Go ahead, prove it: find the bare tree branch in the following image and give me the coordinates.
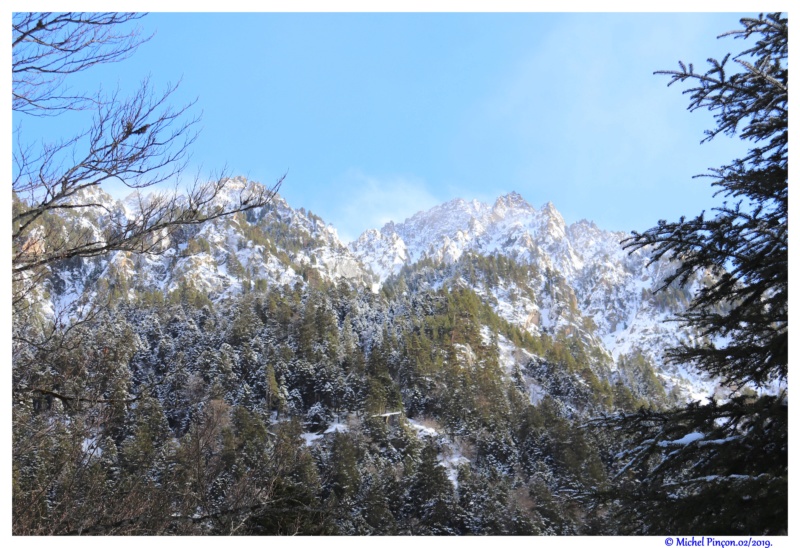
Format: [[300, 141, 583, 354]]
[[13, 12, 150, 115]]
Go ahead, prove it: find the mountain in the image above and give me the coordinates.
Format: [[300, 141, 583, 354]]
[[36, 178, 719, 405], [15, 176, 735, 535], [26, 177, 717, 408], [45, 177, 372, 310], [351, 191, 716, 401]]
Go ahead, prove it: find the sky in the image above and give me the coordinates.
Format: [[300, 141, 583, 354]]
[[12, 9, 762, 243]]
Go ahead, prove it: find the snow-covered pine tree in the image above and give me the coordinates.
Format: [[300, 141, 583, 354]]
[[595, 13, 787, 535]]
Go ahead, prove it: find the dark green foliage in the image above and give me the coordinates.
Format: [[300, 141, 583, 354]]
[[327, 432, 362, 500], [602, 13, 788, 535], [456, 467, 540, 535], [359, 468, 400, 534], [407, 441, 458, 534], [594, 396, 786, 535]]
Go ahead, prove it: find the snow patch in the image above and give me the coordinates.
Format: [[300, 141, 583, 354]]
[[300, 432, 323, 446], [324, 421, 349, 434], [658, 431, 705, 447]]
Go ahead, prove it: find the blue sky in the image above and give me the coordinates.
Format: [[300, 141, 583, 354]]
[[13, 11, 758, 242]]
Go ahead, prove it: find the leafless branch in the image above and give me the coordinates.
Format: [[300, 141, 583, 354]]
[[13, 12, 150, 115]]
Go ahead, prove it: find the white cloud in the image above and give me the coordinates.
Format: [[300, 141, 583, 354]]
[[332, 169, 440, 243]]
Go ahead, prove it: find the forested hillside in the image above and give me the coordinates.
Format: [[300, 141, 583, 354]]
[[9, 176, 740, 534]]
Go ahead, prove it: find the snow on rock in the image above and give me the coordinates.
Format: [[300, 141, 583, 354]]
[[351, 191, 725, 402], [439, 445, 470, 490]]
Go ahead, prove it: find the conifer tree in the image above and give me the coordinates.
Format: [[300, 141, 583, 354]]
[[408, 441, 457, 534], [597, 13, 787, 535]]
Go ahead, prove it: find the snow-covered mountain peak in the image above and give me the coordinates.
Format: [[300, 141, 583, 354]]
[[490, 191, 536, 220], [206, 176, 266, 211], [539, 200, 566, 228], [350, 192, 593, 282], [65, 184, 117, 210], [493, 190, 530, 209], [380, 220, 399, 237], [403, 196, 489, 236]]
